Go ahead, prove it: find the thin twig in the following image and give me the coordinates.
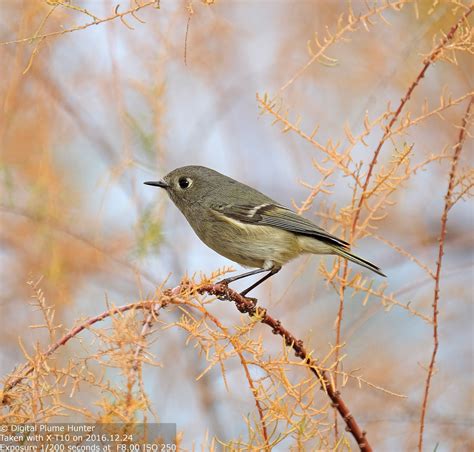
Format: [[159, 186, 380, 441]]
[[125, 307, 158, 414], [417, 96, 473, 451], [184, 2, 194, 66], [0, 1, 159, 46], [199, 283, 373, 452], [132, 309, 156, 373], [279, 2, 407, 92], [334, 7, 473, 437], [350, 5, 473, 237], [172, 295, 271, 449], [1, 299, 164, 400]]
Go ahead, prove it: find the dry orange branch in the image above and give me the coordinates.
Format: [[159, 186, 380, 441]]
[[417, 96, 473, 451]]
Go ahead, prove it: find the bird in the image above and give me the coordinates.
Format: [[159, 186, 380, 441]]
[[144, 165, 385, 297]]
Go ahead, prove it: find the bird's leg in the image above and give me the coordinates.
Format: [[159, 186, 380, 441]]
[[216, 267, 281, 305], [215, 268, 268, 302], [218, 268, 268, 286], [240, 267, 281, 298]]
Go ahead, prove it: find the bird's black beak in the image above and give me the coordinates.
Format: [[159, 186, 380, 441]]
[[144, 180, 169, 189]]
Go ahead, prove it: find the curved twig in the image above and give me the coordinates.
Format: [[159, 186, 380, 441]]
[[350, 5, 473, 237], [417, 96, 473, 451], [335, 6, 473, 436], [199, 283, 373, 452], [0, 1, 159, 46], [170, 294, 270, 449], [1, 300, 161, 400], [2, 280, 374, 450]]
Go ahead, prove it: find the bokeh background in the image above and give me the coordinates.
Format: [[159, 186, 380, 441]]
[[1, 1, 473, 450]]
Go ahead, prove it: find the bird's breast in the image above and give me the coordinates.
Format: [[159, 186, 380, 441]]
[[188, 209, 300, 269]]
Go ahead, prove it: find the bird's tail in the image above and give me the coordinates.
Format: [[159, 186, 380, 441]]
[[334, 247, 386, 277]]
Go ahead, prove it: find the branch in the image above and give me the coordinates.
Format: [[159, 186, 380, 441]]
[[0, 1, 160, 46], [171, 290, 271, 448], [335, 9, 473, 432], [199, 283, 373, 452], [3, 275, 376, 449], [350, 5, 473, 237], [2, 281, 271, 447], [1, 299, 164, 401], [279, 1, 407, 92], [418, 96, 473, 451]]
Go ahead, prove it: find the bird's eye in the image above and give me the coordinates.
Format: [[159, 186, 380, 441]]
[[178, 177, 192, 189]]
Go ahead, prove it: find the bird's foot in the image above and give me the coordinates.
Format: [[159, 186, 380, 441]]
[[239, 294, 259, 315], [240, 295, 258, 306], [216, 277, 230, 286], [212, 278, 228, 299]]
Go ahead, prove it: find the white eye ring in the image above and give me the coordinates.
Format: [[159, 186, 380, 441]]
[[178, 177, 193, 189]]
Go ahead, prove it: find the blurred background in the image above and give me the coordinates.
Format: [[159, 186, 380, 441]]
[[0, 0, 472, 450]]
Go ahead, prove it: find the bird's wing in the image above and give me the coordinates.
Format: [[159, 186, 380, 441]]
[[210, 202, 350, 248]]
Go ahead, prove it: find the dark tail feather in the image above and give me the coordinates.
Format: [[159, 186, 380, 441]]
[[334, 247, 386, 277]]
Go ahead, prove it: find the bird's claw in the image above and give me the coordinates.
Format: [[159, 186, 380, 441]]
[[241, 295, 258, 308], [217, 274, 235, 286]]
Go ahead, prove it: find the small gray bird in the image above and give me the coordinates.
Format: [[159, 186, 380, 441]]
[[144, 166, 385, 297]]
